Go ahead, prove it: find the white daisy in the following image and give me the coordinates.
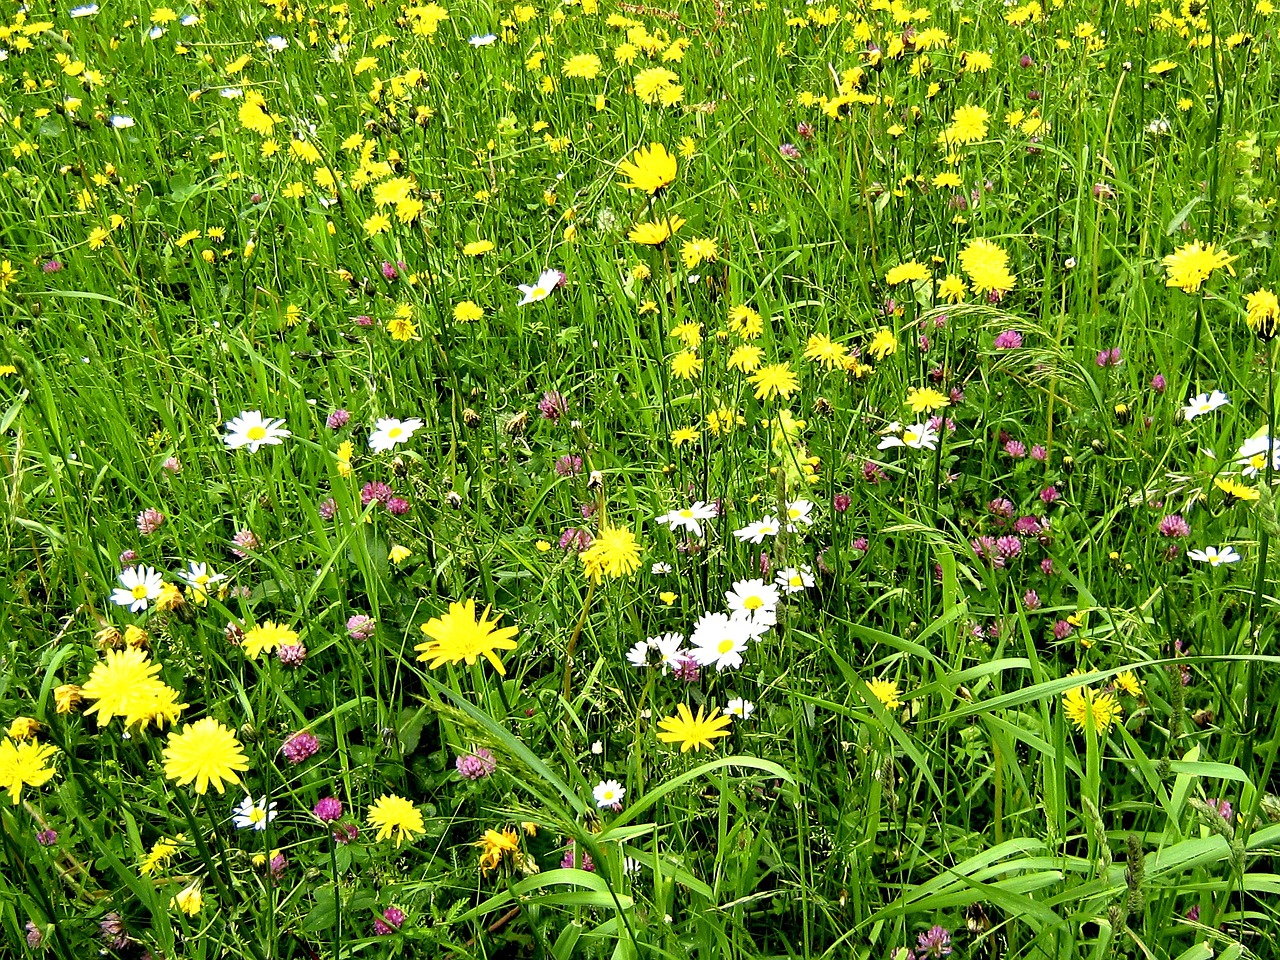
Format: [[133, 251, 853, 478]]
[[725, 698, 756, 720], [232, 795, 278, 831], [70, 3, 99, 15], [109, 115, 136, 128], [1237, 434, 1280, 477], [592, 779, 625, 809], [724, 578, 780, 625], [775, 564, 815, 594], [223, 411, 291, 453], [656, 500, 717, 537], [783, 499, 815, 531], [517, 269, 562, 306], [878, 422, 937, 451], [148, 25, 165, 38], [689, 613, 754, 672], [1183, 391, 1229, 421], [1187, 545, 1241, 566], [266, 35, 288, 52], [469, 33, 497, 46], [110, 565, 165, 612], [650, 561, 672, 575], [368, 417, 424, 453], [650, 633, 686, 673], [625, 639, 652, 667], [181, 561, 227, 596], [180, 13, 200, 25], [732, 515, 781, 544]]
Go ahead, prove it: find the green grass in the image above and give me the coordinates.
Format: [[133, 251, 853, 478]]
[[2, 0, 1280, 957]]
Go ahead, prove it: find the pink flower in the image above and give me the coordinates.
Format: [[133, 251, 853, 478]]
[[162, 456, 182, 473], [231, 529, 259, 558], [833, 493, 851, 513], [988, 498, 1015, 518], [1052, 619, 1074, 640], [319, 498, 337, 520], [1151, 374, 1167, 393], [137, 508, 164, 536], [1096, 347, 1122, 368], [1023, 589, 1041, 610], [346, 614, 376, 639], [456, 747, 497, 780], [326, 408, 351, 429], [1040, 486, 1060, 504], [373, 906, 405, 936], [282, 731, 319, 763], [314, 797, 343, 821], [277, 642, 307, 667], [554, 455, 583, 476], [361, 482, 394, 506], [1030, 444, 1048, 462], [1158, 514, 1190, 538], [993, 330, 1023, 350], [1004, 440, 1027, 458], [538, 391, 567, 421]]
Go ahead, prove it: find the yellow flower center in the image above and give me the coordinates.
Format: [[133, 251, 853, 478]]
[[904, 429, 921, 444], [717, 637, 736, 654], [132, 584, 150, 600], [388, 427, 403, 438], [246, 425, 267, 440], [743, 596, 763, 610]]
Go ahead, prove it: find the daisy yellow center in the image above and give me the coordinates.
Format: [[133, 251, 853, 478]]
[[532, 285, 547, 298], [905, 429, 921, 444], [249, 807, 266, 824], [788, 508, 801, 519], [602, 789, 615, 800], [717, 637, 736, 654], [246, 425, 267, 440], [195, 575, 209, 585], [789, 575, 802, 586], [132, 584, 150, 600], [743, 596, 763, 610], [679, 509, 693, 519]]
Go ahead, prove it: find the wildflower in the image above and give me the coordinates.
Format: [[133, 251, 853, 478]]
[[162, 717, 250, 795], [656, 703, 732, 752], [748, 363, 800, 401], [457, 747, 497, 780], [373, 907, 405, 936], [680, 237, 718, 269], [725, 698, 755, 720], [628, 216, 685, 246], [81, 648, 185, 731], [1159, 514, 1191, 538], [1237, 433, 1280, 477], [367, 794, 426, 846], [54, 684, 82, 714], [593, 779, 625, 809], [945, 104, 989, 143], [1096, 347, 1123, 368], [562, 841, 595, 871], [878, 423, 938, 451], [281, 731, 319, 763], [784, 498, 815, 530], [866, 678, 902, 710], [368, 416, 425, 453], [936, 274, 967, 303], [416, 599, 520, 674], [1183, 391, 1229, 421], [170, 882, 202, 916], [476, 828, 521, 873], [463, 239, 495, 256], [580, 527, 642, 582], [1162, 241, 1236, 294], [1188, 545, 1241, 566], [242, 621, 298, 660], [1245, 289, 1280, 340], [616, 142, 677, 194], [885, 261, 929, 285], [775, 565, 815, 594], [1214, 477, 1258, 503], [689, 612, 757, 671], [633, 66, 679, 103], [905, 387, 950, 415], [1114, 671, 1143, 697], [656, 501, 716, 537], [867, 328, 898, 360], [727, 305, 765, 339], [916, 924, 953, 957], [517, 268, 563, 305], [1004, 440, 1026, 458], [232, 795, 278, 831], [993, 329, 1023, 350], [447, 299, 483, 324], [223, 411, 290, 453], [386, 314, 418, 342], [538, 391, 567, 421], [960, 239, 1016, 295], [733, 516, 781, 543], [725, 578, 781, 623], [0, 738, 58, 805], [1063, 683, 1122, 735], [314, 797, 343, 821], [110, 565, 165, 612], [803, 333, 850, 370], [670, 426, 700, 446]]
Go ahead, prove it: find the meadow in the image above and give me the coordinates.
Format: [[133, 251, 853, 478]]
[[1, 0, 1279, 956]]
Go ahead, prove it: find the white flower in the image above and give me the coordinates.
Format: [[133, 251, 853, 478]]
[[266, 35, 288, 52], [733, 515, 781, 544], [1183, 391, 1229, 421], [590, 740, 603, 755], [181, 561, 227, 596], [629, 633, 684, 671], [517, 269, 562, 306], [656, 501, 717, 537], [223, 411, 291, 453], [109, 115, 135, 128], [232, 795, 278, 831], [1187, 545, 1241, 566], [368, 417, 424, 453], [775, 564, 815, 594], [180, 13, 199, 25], [148, 25, 165, 38], [469, 33, 497, 46], [878, 422, 937, 451], [592, 779, 625, 809], [724, 578, 780, 625], [783, 499, 814, 531], [220, 87, 242, 98], [626, 639, 651, 667], [110, 565, 165, 612], [725, 698, 755, 720], [1237, 433, 1280, 477], [650, 561, 672, 575], [70, 3, 99, 16], [689, 613, 754, 671]]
